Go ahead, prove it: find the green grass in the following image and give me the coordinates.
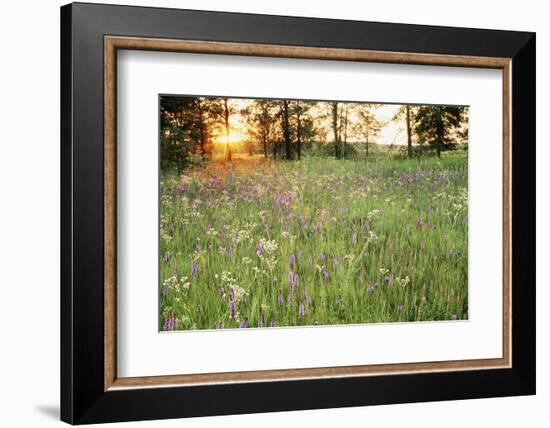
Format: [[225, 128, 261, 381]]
[[159, 152, 468, 330]]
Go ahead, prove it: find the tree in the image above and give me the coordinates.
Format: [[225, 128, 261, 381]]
[[392, 104, 417, 159], [353, 104, 383, 160], [242, 99, 278, 158], [290, 100, 317, 160], [281, 100, 292, 160], [160, 96, 202, 173], [331, 102, 341, 159], [221, 97, 238, 162], [194, 97, 224, 161], [414, 106, 467, 157]]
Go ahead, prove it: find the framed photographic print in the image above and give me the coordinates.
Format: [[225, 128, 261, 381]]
[[60, 2, 535, 424]]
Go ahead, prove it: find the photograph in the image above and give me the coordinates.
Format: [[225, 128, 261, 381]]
[[159, 95, 469, 331]]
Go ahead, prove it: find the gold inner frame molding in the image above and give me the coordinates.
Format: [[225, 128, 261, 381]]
[[104, 35, 512, 391]]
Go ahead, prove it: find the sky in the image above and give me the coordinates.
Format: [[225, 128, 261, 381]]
[[215, 98, 411, 146]]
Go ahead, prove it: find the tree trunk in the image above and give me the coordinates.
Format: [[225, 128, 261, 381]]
[[296, 101, 302, 161], [342, 106, 349, 160], [223, 98, 231, 162], [406, 104, 412, 159], [197, 100, 207, 161], [263, 135, 267, 158], [282, 101, 291, 160], [332, 102, 339, 159]]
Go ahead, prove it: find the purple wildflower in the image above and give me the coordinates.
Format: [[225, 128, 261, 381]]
[[335, 298, 342, 307], [163, 251, 173, 264], [229, 297, 236, 320], [289, 254, 296, 269], [298, 303, 306, 318], [217, 321, 224, 329], [162, 314, 177, 331], [317, 252, 326, 263], [288, 271, 294, 286], [293, 273, 299, 287], [270, 319, 276, 327], [256, 241, 264, 257], [451, 314, 458, 321], [239, 318, 249, 328], [218, 287, 226, 298], [277, 289, 284, 306], [322, 266, 329, 281], [385, 274, 393, 287]]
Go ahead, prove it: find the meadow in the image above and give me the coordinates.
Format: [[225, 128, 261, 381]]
[[159, 149, 468, 331]]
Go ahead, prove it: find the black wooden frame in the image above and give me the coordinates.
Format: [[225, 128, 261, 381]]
[[61, 2, 536, 424]]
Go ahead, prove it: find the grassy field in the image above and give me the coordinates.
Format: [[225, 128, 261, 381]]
[[159, 152, 468, 331]]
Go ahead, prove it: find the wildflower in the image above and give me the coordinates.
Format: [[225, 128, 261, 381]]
[[351, 233, 357, 246], [218, 287, 226, 298], [451, 314, 458, 321], [298, 303, 306, 318], [162, 314, 177, 331], [229, 297, 236, 320], [397, 276, 410, 287], [288, 271, 294, 287], [322, 266, 329, 281], [317, 252, 326, 263], [385, 274, 393, 287], [277, 289, 284, 306], [217, 321, 224, 329], [239, 318, 249, 328], [163, 251, 173, 264], [270, 319, 276, 327], [293, 273, 299, 287], [335, 298, 342, 307], [256, 241, 264, 257], [289, 254, 296, 269]]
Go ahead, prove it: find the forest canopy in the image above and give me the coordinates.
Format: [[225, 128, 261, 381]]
[[160, 95, 468, 172]]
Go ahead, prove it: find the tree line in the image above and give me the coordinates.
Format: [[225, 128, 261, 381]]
[[160, 96, 468, 172]]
